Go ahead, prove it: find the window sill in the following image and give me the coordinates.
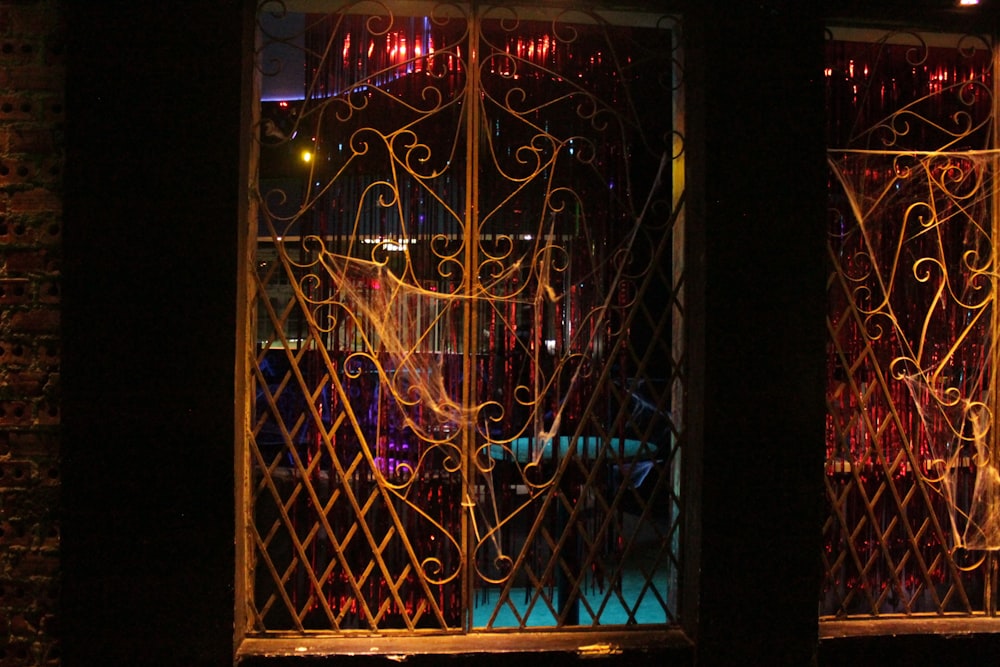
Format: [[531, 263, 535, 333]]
[[820, 616, 1000, 639], [236, 628, 692, 660]]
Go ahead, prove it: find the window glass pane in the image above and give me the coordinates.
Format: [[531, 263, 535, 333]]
[[824, 26, 997, 617], [244, 1, 683, 636]]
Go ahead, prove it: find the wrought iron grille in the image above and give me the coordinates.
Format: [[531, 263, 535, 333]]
[[823, 26, 1000, 618], [241, 0, 684, 637]]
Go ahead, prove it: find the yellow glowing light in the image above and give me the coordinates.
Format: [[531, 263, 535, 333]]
[[301, 150, 313, 163]]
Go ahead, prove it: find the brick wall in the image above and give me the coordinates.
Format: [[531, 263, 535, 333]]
[[0, 1, 62, 664]]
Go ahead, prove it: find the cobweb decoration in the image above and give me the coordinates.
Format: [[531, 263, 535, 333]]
[[828, 148, 1000, 551], [271, 143, 671, 461], [903, 374, 998, 551], [298, 244, 468, 438]]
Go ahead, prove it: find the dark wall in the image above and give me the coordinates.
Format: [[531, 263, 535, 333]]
[[62, 2, 244, 665], [686, 2, 827, 665], [0, 0, 63, 663]]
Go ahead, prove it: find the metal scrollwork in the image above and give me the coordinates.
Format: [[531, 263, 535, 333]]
[[824, 25, 1000, 619], [249, 0, 682, 635]]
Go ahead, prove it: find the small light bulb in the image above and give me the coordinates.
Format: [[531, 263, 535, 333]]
[[301, 150, 313, 163]]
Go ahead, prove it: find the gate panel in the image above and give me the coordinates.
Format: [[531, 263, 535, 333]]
[[246, 0, 682, 635], [824, 27, 999, 618]]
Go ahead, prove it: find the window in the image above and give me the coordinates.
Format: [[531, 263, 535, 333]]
[[237, 0, 685, 655], [823, 24, 1000, 622]]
